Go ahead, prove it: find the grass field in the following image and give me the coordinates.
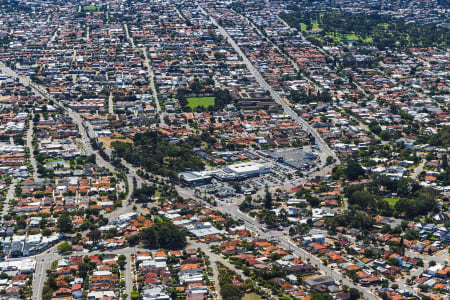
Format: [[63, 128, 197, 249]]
[[242, 293, 262, 300], [342, 33, 359, 40], [314, 32, 373, 44], [44, 158, 65, 163], [83, 6, 102, 11], [341, 33, 373, 43], [187, 97, 215, 109], [99, 136, 133, 149], [384, 197, 400, 208], [299, 19, 374, 44], [300, 21, 321, 31]]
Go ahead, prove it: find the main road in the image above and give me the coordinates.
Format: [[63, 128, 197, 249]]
[[177, 181, 379, 300], [1, 6, 344, 299], [197, 4, 339, 167]]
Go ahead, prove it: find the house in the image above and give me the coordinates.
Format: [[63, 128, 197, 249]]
[[427, 264, 444, 277], [287, 274, 298, 285], [87, 290, 115, 299], [142, 285, 170, 300], [304, 276, 335, 288]]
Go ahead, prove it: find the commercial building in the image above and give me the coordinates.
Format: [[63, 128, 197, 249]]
[[179, 171, 212, 187], [222, 162, 271, 179]]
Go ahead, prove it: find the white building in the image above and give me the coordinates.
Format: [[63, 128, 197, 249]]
[[223, 162, 270, 178]]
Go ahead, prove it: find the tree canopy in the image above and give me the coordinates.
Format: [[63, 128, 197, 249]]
[[57, 212, 73, 233], [112, 131, 204, 179], [130, 220, 186, 250], [281, 10, 449, 48], [345, 160, 365, 180], [418, 126, 450, 147]]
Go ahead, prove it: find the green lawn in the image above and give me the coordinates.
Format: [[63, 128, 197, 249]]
[[187, 97, 215, 109], [51, 260, 58, 270], [320, 32, 373, 44], [384, 197, 400, 208], [300, 21, 321, 31], [300, 20, 373, 44], [83, 6, 102, 11], [342, 33, 373, 42], [342, 33, 359, 40]]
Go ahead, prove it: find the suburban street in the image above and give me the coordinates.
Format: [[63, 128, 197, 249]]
[[3, 56, 443, 300], [197, 3, 340, 168], [176, 173, 381, 299], [26, 117, 38, 180], [142, 46, 165, 127], [2, 178, 17, 218], [29, 246, 140, 300], [124, 253, 133, 300], [0, 2, 448, 299]]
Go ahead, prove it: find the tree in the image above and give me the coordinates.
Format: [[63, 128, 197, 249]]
[[133, 185, 157, 203], [88, 230, 102, 244], [88, 154, 96, 164], [264, 187, 273, 209], [118, 254, 127, 270], [349, 190, 375, 209], [326, 156, 334, 165], [139, 221, 186, 250], [57, 242, 72, 254], [345, 160, 365, 180], [57, 213, 73, 233], [394, 188, 438, 218], [130, 291, 140, 300], [310, 293, 333, 300], [78, 262, 90, 278], [112, 131, 204, 179], [289, 226, 296, 236], [42, 228, 52, 237], [349, 288, 360, 300], [127, 234, 140, 246], [306, 195, 320, 207], [221, 284, 242, 300], [42, 285, 53, 300], [239, 196, 253, 212], [369, 121, 382, 135], [387, 257, 399, 266]]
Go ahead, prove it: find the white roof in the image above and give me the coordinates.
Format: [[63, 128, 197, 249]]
[[93, 270, 112, 276], [226, 162, 266, 174]]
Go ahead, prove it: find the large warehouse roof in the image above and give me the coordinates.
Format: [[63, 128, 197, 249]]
[[225, 162, 267, 175]]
